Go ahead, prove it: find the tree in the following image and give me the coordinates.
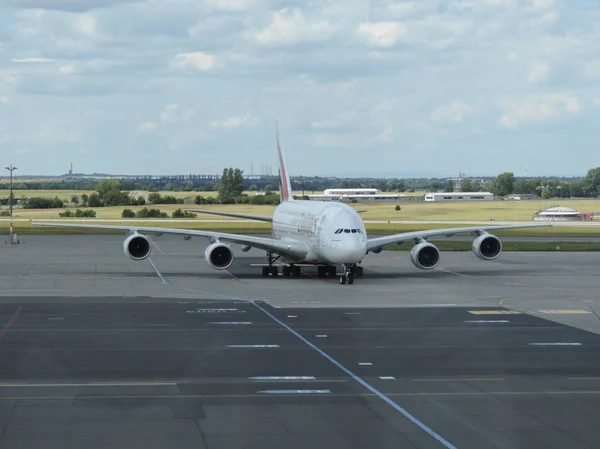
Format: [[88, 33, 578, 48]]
[[459, 178, 474, 192], [581, 167, 600, 197], [444, 180, 455, 192], [71, 195, 79, 205], [430, 181, 440, 192], [217, 167, 244, 203], [87, 192, 102, 207], [491, 172, 515, 197]]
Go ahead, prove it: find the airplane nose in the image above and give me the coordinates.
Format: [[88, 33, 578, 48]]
[[325, 240, 367, 264]]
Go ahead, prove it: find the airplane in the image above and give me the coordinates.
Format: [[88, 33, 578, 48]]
[[33, 124, 551, 285]]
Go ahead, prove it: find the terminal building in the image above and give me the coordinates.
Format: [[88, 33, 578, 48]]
[[424, 192, 494, 202], [307, 188, 406, 203]]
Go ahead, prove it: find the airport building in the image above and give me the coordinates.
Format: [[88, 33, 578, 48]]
[[424, 192, 494, 202], [307, 188, 406, 203], [533, 206, 589, 221]]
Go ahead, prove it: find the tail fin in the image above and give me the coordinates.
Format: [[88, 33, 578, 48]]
[[276, 121, 294, 202]]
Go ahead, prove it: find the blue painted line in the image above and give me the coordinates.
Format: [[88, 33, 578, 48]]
[[250, 301, 457, 449], [148, 258, 170, 285], [529, 342, 582, 346], [249, 376, 316, 380], [259, 389, 331, 394], [226, 345, 280, 348]]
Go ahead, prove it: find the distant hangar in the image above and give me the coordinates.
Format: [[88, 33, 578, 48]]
[[424, 192, 494, 202], [307, 188, 405, 203]]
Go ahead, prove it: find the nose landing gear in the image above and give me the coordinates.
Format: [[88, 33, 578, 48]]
[[340, 264, 362, 285]]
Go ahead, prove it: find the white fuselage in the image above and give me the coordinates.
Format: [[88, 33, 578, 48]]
[[271, 200, 368, 265]]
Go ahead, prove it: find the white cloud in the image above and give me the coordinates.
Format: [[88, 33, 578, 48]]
[[203, 0, 254, 12], [357, 21, 408, 47], [0, 96, 10, 105], [311, 111, 358, 130], [430, 101, 472, 124], [593, 97, 600, 106], [387, 1, 416, 16], [169, 52, 217, 72], [138, 122, 158, 133], [73, 14, 99, 38], [253, 9, 337, 45], [159, 104, 195, 123], [498, 93, 580, 128], [12, 57, 56, 63], [529, 0, 555, 10], [209, 114, 259, 129], [528, 61, 549, 83], [59, 65, 76, 74]]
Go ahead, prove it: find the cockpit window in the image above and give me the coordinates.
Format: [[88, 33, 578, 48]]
[[351, 229, 357, 233], [335, 229, 342, 234], [344, 229, 350, 233]]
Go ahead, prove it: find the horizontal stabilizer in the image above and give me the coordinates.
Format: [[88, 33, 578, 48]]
[[184, 209, 273, 223]]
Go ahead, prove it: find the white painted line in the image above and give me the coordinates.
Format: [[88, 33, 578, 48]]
[[197, 308, 238, 311], [529, 343, 582, 346], [48, 317, 63, 320], [421, 304, 457, 307], [249, 376, 316, 380], [465, 319, 509, 323], [379, 376, 395, 380], [0, 382, 178, 387], [259, 389, 331, 394], [287, 315, 297, 318], [358, 362, 373, 366], [345, 312, 361, 315], [316, 335, 327, 338], [226, 345, 280, 348], [209, 322, 252, 325]]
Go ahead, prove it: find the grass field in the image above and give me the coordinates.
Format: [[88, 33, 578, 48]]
[[0, 189, 221, 202], [4, 198, 599, 221]]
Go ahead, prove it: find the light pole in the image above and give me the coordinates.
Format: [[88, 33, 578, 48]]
[[5, 165, 17, 241]]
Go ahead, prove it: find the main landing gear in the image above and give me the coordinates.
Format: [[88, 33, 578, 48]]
[[261, 251, 280, 277], [339, 264, 363, 285]]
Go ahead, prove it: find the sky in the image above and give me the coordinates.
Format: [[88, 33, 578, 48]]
[[0, 0, 599, 178]]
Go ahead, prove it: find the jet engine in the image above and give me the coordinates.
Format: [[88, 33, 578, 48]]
[[205, 242, 234, 270], [410, 242, 440, 270], [472, 234, 502, 261], [123, 234, 151, 260]]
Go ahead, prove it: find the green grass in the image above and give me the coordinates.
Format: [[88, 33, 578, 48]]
[[384, 241, 600, 251], [5, 197, 600, 222]]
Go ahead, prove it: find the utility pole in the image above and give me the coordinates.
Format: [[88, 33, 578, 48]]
[[5, 164, 17, 242]]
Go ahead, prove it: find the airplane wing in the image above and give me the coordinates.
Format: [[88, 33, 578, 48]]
[[184, 209, 273, 223], [366, 223, 552, 253], [32, 222, 307, 259]]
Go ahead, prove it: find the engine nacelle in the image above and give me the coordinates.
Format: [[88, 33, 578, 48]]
[[123, 234, 151, 261], [410, 242, 440, 270], [204, 242, 234, 270], [472, 234, 502, 261]]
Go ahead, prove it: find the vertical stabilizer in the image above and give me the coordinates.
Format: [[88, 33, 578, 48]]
[[276, 121, 294, 202]]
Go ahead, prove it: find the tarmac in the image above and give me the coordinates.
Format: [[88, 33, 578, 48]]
[[1, 234, 600, 448]]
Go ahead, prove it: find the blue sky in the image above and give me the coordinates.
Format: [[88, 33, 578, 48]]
[[0, 0, 599, 178]]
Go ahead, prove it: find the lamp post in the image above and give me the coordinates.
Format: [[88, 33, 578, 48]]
[[5, 165, 17, 241]]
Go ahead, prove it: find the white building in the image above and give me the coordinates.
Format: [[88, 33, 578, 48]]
[[533, 206, 583, 221], [424, 192, 494, 202], [308, 188, 405, 203]]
